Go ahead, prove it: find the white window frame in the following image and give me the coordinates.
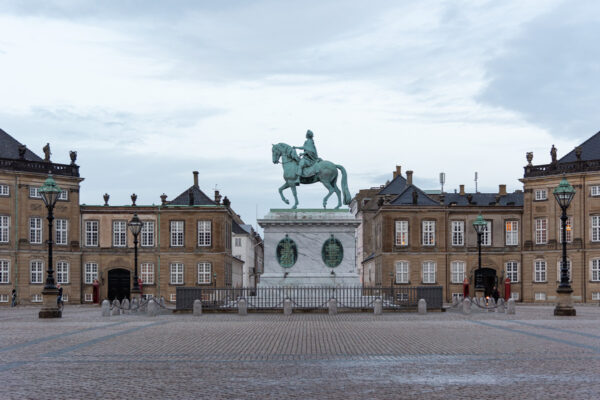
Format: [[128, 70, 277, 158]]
[[593, 216, 600, 242], [591, 259, 600, 282], [511, 292, 519, 301], [32, 294, 43, 303], [534, 259, 547, 283], [481, 221, 492, 246], [84, 293, 93, 302], [535, 218, 547, 244], [422, 261, 436, 284], [84, 262, 98, 284], [234, 237, 242, 247], [395, 220, 408, 247], [450, 261, 466, 283], [55, 219, 68, 245], [171, 221, 184, 247], [591, 185, 600, 197], [395, 261, 409, 284], [452, 293, 464, 302], [422, 221, 435, 246], [451, 221, 464, 246], [29, 187, 41, 198], [170, 263, 184, 284], [56, 261, 69, 284], [113, 220, 127, 247], [0, 259, 9, 283], [141, 221, 155, 247], [141, 263, 154, 284], [505, 261, 519, 283], [505, 221, 518, 246], [0, 294, 8, 303], [0, 184, 9, 196], [535, 292, 547, 301], [534, 189, 547, 201], [556, 259, 571, 282], [62, 294, 68, 302], [197, 262, 212, 284], [58, 190, 68, 201], [170, 293, 176, 302], [593, 292, 600, 301], [30, 260, 43, 284], [559, 217, 573, 243], [198, 220, 211, 247], [30, 217, 42, 244], [0, 215, 9, 243], [85, 220, 99, 247]]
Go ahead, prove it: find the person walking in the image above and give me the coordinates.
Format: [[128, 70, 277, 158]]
[[11, 289, 17, 307], [491, 286, 500, 303], [57, 284, 64, 309]]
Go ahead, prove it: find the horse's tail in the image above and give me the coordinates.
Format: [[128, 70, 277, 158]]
[[335, 164, 352, 205]]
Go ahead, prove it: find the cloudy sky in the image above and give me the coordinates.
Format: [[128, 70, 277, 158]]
[[1, 1, 599, 227]]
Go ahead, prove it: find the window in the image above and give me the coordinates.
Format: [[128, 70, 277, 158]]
[[56, 261, 69, 284], [62, 294, 69, 302], [141, 221, 155, 247], [395, 221, 408, 246], [0, 260, 9, 283], [29, 187, 41, 198], [591, 186, 600, 197], [534, 260, 547, 282], [505, 261, 519, 283], [84, 293, 93, 302], [450, 261, 465, 283], [535, 292, 546, 301], [591, 259, 600, 282], [481, 221, 492, 246], [84, 263, 98, 284], [0, 294, 7, 302], [534, 189, 547, 201], [58, 190, 68, 201], [234, 237, 242, 247], [592, 292, 600, 301], [422, 221, 435, 246], [559, 217, 573, 243], [198, 262, 211, 284], [141, 294, 153, 300], [32, 294, 42, 303], [141, 263, 154, 284], [29, 217, 42, 244], [0, 215, 9, 243], [169, 293, 176, 302], [535, 218, 547, 244], [422, 261, 436, 283], [511, 292, 519, 301], [452, 293, 464, 302], [395, 261, 409, 284], [197, 220, 211, 247], [396, 292, 409, 301], [171, 221, 184, 247], [170, 263, 184, 284], [593, 216, 600, 242], [85, 221, 99, 247], [113, 221, 127, 247], [55, 219, 68, 245], [556, 259, 571, 282], [451, 221, 464, 246], [505, 221, 518, 246], [0, 184, 8, 196], [30, 261, 43, 284]]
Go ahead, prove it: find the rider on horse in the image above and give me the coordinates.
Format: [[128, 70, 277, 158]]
[[293, 130, 318, 185]]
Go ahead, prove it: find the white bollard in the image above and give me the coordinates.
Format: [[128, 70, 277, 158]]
[[328, 298, 337, 315], [147, 299, 160, 317], [193, 299, 202, 316], [101, 300, 110, 317], [418, 298, 427, 315], [507, 298, 516, 315], [374, 298, 382, 315], [238, 298, 248, 316], [283, 298, 292, 315], [462, 297, 472, 315]]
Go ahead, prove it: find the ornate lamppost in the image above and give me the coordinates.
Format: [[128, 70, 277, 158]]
[[472, 213, 487, 299], [553, 177, 576, 316], [128, 213, 143, 300], [38, 175, 62, 318]]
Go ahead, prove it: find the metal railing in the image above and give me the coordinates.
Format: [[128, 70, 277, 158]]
[[0, 157, 80, 177]]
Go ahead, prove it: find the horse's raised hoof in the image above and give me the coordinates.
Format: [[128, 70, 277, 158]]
[[283, 199, 289, 204]]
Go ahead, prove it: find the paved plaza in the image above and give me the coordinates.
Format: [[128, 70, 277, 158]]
[[2, 305, 600, 399]]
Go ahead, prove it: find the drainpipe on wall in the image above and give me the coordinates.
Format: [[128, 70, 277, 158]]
[[157, 205, 161, 297], [13, 175, 19, 290]]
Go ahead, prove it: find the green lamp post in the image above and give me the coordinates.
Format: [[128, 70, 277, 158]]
[[128, 213, 143, 299], [553, 176, 576, 316], [38, 175, 63, 319], [472, 213, 487, 298]]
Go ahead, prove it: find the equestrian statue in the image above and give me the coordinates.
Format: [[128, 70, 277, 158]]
[[272, 130, 352, 209]]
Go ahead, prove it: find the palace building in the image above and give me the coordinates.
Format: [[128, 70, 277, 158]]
[[353, 130, 600, 303], [0, 128, 261, 306]]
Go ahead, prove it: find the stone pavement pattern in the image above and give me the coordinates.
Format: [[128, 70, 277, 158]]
[[1, 305, 600, 399]]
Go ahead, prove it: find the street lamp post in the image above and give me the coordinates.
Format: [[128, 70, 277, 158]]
[[472, 213, 487, 299], [128, 213, 143, 300], [553, 177, 576, 316], [38, 175, 62, 319]]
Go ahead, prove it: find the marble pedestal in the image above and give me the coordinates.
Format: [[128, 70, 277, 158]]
[[258, 209, 361, 287]]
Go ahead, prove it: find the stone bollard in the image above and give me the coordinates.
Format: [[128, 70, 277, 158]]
[[374, 298, 382, 315], [101, 300, 110, 317], [418, 298, 427, 315], [130, 297, 139, 313], [238, 298, 248, 316], [111, 299, 121, 316], [283, 298, 292, 315], [452, 296, 458, 307], [328, 298, 337, 315], [507, 298, 516, 315], [462, 297, 471, 315], [121, 298, 130, 314], [496, 298, 505, 313], [193, 299, 202, 316], [159, 296, 166, 308], [147, 299, 159, 317]]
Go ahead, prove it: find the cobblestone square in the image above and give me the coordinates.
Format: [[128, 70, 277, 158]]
[[2, 305, 600, 399]]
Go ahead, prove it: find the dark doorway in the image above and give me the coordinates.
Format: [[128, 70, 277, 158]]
[[107, 268, 130, 301], [474, 267, 497, 297]]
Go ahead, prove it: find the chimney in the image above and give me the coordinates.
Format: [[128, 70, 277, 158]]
[[499, 184, 507, 196], [459, 185, 465, 195], [406, 170, 413, 186], [193, 171, 199, 187], [393, 165, 401, 179]]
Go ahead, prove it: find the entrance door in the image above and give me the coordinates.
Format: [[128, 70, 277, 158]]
[[107, 268, 130, 301], [474, 267, 497, 297]]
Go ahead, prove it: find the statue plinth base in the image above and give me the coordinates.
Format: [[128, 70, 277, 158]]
[[554, 287, 576, 316], [39, 287, 62, 319], [258, 209, 360, 287]]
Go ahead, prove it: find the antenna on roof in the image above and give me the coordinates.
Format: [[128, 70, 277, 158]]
[[439, 172, 445, 193], [474, 172, 478, 193]]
